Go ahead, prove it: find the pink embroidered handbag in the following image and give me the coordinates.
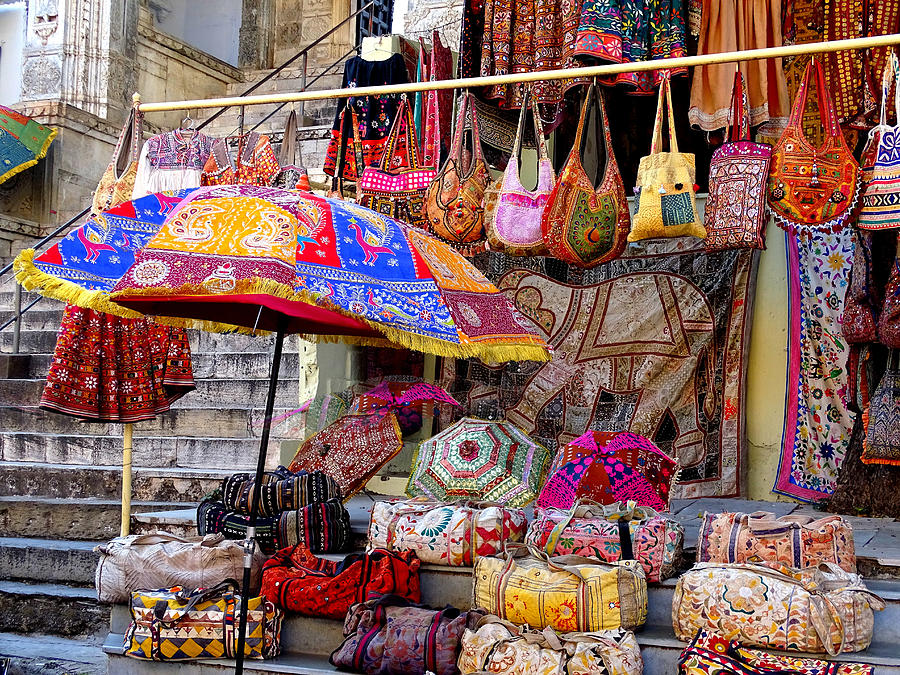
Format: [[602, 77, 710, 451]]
[[486, 87, 554, 255], [704, 73, 772, 251]]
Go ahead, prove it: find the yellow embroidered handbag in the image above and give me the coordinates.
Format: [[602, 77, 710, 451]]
[[629, 76, 705, 242], [92, 108, 142, 216], [473, 545, 647, 633], [766, 57, 860, 234]]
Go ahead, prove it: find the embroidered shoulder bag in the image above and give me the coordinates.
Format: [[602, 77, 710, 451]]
[[327, 104, 364, 201], [859, 53, 900, 230], [767, 58, 860, 234], [541, 83, 630, 265], [630, 75, 706, 242], [424, 92, 491, 252], [92, 107, 143, 216], [879, 237, 900, 347], [358, 96, 436, 228], [487, 86, 555, 255], [863, 350, 900, 465], [704, 73, 772, 251]]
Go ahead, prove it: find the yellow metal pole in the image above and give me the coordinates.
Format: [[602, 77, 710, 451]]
[[136, 34, 900, 113], [120, 422, 133, 537]]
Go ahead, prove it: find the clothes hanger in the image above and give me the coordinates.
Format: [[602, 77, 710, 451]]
[[178, 114, 196, 143]]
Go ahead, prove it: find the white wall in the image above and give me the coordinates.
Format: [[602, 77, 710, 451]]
[[0, 3, 25, 105], [146, 0, 242, 66]]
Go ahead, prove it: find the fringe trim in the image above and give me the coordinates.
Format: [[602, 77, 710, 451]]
[[860, 455, 900, 466], [0, 127, 58, 186], [17, 248, 550, 361]]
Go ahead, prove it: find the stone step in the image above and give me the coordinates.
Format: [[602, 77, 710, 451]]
[[0, 432, 284, 472], [0, 307, 63, 332], [0, 462, 229, 501], [0, 496, 187, 540], [0, 631, 106, 675], [0, 289, 45, 313], [0, 537, 98, 585], [2, 406, 304, 440], [0, 581, 108, 638], [0, 376, 307, 409]]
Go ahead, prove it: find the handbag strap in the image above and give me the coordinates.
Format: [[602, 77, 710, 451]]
[[453, 92, 485, 171], [727, 71, 750, 143], [788, 57, 841, 140], [650, 75, 679, 155], [154, 578, 240, 626], [279, 109, 304, 168], [380, 95, 421, 170], [333, 104, 363, 191], [511, 85, 549, 162]]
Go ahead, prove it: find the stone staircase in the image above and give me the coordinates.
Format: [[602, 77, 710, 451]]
[[0, 279, 317, 656], [96, 499, 900, 675]]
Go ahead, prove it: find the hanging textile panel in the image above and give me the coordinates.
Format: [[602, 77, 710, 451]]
[[775, 230, 856, 502], [439, 240, 757, 499]]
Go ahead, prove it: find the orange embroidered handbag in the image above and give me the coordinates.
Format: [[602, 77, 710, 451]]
[[92, 108, 142, 216], [423, 92, 491, 253], [541, 83, 630, 267], [327, 105, 364, 201], [767, 58, 860, 234]]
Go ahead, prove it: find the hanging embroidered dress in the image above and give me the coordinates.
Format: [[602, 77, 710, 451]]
[[323, 54, 411, 181], [573, 0, 688, 94], [41, 305, 195, 422], [688, 0, 789, 130], [200, 132, 280, 186], [132, 129, 215, 198]]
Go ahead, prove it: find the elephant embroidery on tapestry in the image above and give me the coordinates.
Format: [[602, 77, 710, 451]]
[[439, 242, 757, 499]]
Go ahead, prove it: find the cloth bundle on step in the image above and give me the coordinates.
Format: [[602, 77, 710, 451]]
[[220, 466, 343, 517], [330, 595, 482, 675], [197, 496, 351, 554]]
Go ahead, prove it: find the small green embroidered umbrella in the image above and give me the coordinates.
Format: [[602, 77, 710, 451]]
[[0, 105, 57, 185], [406, 417, 551, 507]]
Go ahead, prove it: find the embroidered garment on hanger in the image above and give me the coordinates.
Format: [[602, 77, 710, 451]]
[[132, 129, 215, 198], [200, 131, 280, 186]]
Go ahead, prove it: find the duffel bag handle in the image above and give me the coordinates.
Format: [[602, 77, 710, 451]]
[[155, 579, 241, 626]]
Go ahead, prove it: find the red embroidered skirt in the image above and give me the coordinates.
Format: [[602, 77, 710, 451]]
[[40, 305, 195, 422]]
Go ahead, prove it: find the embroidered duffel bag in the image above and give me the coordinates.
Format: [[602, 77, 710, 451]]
[[261, 546, 421, 619], [696, 511, 856, 572], [197, 496, 351, 554], [473, 545, 647, 633], [458, 615, 643, 675], [367, 498, 527, 566], [95, 532, 265, 603], [672, 562, 884, 654], [124, 580, 282, 661], [330, 595, 482, 675], [525, 500, 684, 582], [221, 465, 343, 517]]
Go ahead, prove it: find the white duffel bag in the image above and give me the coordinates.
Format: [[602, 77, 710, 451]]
[[95, 532, 263, 603]]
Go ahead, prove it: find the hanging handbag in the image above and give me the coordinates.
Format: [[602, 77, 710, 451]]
[[679, 629, 876, 675], [863, 350, 900, 465], [367, 498, 527, 566], [704, 73, 772, 251], [672, 562, 885, 655], [878, 236, 900, 347], [487, 86, 555, 256], [767, 58, 860, 234], [423, 92, 491, 252], [459, 616, 644, 675], [261, 546, 421, 619], [94, 532, 265, 604], [220, 466, 342, 518], [358, 95, 436, 228], [92, 107, 142, 215], [843, 229, 880, 344], [124, 580, 282, 661], [473, 544, 647, 633], [525, 500, 684, 582], [328, 104, 364, 200], [859, 53, 900, 231], [330, 595, 482, 675], [630, 75, 706, 242], [696, 511, 856, 572], [542, 83, 630, 265], [273, 109, 311, 191]]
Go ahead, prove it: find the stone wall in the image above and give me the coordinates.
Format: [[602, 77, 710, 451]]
[[273, 0, 355, 68]]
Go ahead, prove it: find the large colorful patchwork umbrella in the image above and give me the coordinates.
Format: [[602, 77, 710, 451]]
[[537, 431, 678, 512], [288, 412, 403, 498], [406, 417, 550, 506], [0, 105, 57, 185]]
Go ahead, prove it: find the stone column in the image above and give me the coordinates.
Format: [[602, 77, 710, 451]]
[[239, 0, 274, 69]]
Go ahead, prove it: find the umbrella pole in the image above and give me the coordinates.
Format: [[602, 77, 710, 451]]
[[120, 423, 133, 537], [235, 325, 286, 675]]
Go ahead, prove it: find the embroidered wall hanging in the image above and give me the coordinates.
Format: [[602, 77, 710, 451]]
[[439, 239, 757, 499]]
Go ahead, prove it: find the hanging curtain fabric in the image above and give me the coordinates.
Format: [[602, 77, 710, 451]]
[[459, 0, 486, 79], [688, 0, 789, 131], [423, 31, 453, 168], [413, 38, 428, 147]]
